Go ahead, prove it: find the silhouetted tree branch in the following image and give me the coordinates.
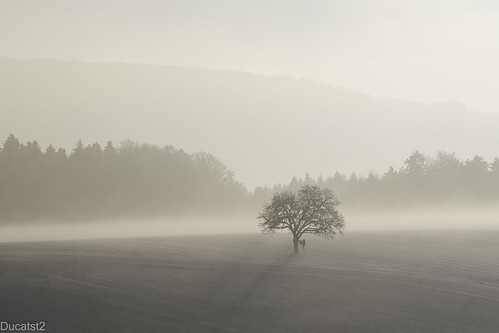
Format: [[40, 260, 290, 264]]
[[258, 185, 345, 254]]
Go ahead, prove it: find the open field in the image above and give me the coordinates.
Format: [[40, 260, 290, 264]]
[[1, 231, 499, 332]]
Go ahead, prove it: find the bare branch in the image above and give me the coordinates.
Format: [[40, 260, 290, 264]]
[[257, 185, 345, 248]]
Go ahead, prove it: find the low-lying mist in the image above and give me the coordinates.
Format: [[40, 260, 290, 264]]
[[0, 217, 257, 243], [2, 205, 499, 243], [345, 206, 499, 231]]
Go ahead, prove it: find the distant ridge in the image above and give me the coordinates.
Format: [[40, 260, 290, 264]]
[[1, 57, 497, 188]]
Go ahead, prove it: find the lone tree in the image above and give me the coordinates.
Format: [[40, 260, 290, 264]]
[[258, 185, 345, 254]]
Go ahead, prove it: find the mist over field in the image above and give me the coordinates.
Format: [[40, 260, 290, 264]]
[[3, 1, 499, 332], [2, 209, 499, 243]]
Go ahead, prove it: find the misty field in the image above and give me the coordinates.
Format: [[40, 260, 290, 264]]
[[1, 231, 499, 332]]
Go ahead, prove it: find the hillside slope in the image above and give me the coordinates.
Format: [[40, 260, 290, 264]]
[[2, 58, 498, 188]]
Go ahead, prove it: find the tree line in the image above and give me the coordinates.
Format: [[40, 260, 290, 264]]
[[2, 135, 499, 222], [255, 150, 499, 210], [0, 134, 248, 222]]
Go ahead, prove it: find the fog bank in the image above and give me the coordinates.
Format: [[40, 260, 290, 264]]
[[0, 218, 257, 243], [2, 206, 499, 243]]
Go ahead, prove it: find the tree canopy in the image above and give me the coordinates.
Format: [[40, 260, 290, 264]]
[[258, 185, 345, 254], [254, 150, 499, 210], [0, 134, 248, 222]]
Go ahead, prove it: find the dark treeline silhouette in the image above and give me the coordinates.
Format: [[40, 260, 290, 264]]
[[0, 135, 247, 222], [254, 150, 499, 211], [2, 135, 499, 223]]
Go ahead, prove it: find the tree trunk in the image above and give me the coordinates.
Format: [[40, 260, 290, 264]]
[[293, 238, 299, 255]]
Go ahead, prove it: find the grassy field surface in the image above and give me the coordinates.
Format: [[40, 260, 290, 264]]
[[1, 230, 499, 332]]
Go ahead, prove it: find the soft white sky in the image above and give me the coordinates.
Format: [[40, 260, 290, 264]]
[[1, 0, 499, 112]]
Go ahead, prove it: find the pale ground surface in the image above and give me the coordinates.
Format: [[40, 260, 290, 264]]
[[1, 231, 499, 332]]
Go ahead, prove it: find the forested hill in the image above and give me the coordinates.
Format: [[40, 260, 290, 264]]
[[0, 135, 248, 222], [257, 151, 499, 211], [2, 58, 499, 189], [2, 135, 499, 223]]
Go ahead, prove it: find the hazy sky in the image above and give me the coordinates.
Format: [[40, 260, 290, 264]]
[[1, 0, 499, 113]]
